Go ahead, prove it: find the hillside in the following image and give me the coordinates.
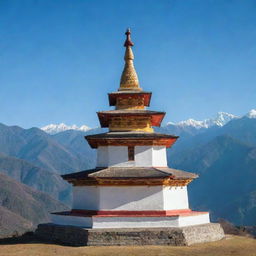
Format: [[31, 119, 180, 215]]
[[0, 173, 68, 238], [52, 129, 96, 169], [0, 153, 71, 204], [170, 135, 256, 225], [0, 206, 33, 238]]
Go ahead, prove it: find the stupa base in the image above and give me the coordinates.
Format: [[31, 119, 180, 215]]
[[35, 223, 224, 246], [50, 209, 210, 228]]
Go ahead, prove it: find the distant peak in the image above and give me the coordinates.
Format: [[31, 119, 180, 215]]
[[246, 109, 256, 119], [212, 112, 238, 127], [166, 112, 238, 129], [41, 123, 91, 135]]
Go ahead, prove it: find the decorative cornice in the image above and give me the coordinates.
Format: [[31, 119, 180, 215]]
[[86, 136, 177, 149], [66, 177, 193, 187]]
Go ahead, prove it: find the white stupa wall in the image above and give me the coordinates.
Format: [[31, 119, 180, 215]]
[[96, 146, 167, 167], [163, 186, 189, 210], [152, 146, 168, 167], [72, 185, 189, 211]]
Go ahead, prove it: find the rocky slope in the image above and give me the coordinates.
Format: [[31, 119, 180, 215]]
[[0, 153, 71, 204], [0, 173, 68, 238]]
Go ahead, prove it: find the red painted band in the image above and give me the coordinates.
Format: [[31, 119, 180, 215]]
[[52, 209, 209, 218]]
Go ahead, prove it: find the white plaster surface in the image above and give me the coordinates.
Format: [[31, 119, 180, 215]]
[[163, 186, 189, 210], [97, 146, 108, 167], [92, 213, 210, 229], [98, 186, 163, 210], [92, 216, 179, 229], [96, 146, 167, 167], [134, 146, 152, 167], [97, 146, 133, 167], [51, 213, 210, 229], [179, 213, 210, 227], [72, 186, 189, 211], [152, 146, 167, 167]]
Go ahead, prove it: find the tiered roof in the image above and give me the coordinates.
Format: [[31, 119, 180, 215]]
[[62, 167, 197, 186], [86, 132, 178, 148]]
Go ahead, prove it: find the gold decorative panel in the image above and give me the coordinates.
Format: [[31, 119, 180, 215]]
[[116, 96, 145, 110], [109, 116, 153, 132]]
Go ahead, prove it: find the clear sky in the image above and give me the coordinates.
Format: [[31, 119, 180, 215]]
[[0, 0, 255, 128]]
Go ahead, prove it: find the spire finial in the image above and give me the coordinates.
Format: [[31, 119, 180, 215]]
[[119, 29, 142, 91], [124, 28, 134, 47]]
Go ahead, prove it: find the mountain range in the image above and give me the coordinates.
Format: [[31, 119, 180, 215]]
[[0, 109, 255, 237], [166, 111, 238, 129], [0, 123, 95, 175], [41, 123, 91, 135]]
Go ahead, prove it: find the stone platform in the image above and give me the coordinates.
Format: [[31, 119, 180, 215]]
[[35, 223, 224, 246]]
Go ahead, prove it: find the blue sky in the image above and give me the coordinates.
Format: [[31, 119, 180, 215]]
[[0, 0, 255, 128]]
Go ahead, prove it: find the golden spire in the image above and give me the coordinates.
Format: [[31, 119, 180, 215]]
[[119, 29, 142, 91]]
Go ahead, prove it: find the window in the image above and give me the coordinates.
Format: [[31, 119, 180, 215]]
[[128, 146, 135, 161]]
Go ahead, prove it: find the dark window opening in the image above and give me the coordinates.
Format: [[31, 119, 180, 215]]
[[128, 146, 135, 161]]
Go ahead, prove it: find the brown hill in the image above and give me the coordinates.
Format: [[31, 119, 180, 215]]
[[0, 173, 68, 238], [0, 206, 32, 238], [0, 152, 71, 205]]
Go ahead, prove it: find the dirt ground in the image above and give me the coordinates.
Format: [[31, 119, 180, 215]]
[[0, 235, 255, 256]]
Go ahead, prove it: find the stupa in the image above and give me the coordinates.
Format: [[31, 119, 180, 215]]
[[36, 29, 224, 246]]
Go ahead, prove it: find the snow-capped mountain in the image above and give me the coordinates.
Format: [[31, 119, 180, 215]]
[[166, 112, 238, 129], [41, 123, 91, 135], [246, 109, 256, 119], [41, 109, 255, 134]]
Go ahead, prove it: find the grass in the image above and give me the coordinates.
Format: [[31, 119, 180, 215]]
[[0, 235, 255, 256]]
